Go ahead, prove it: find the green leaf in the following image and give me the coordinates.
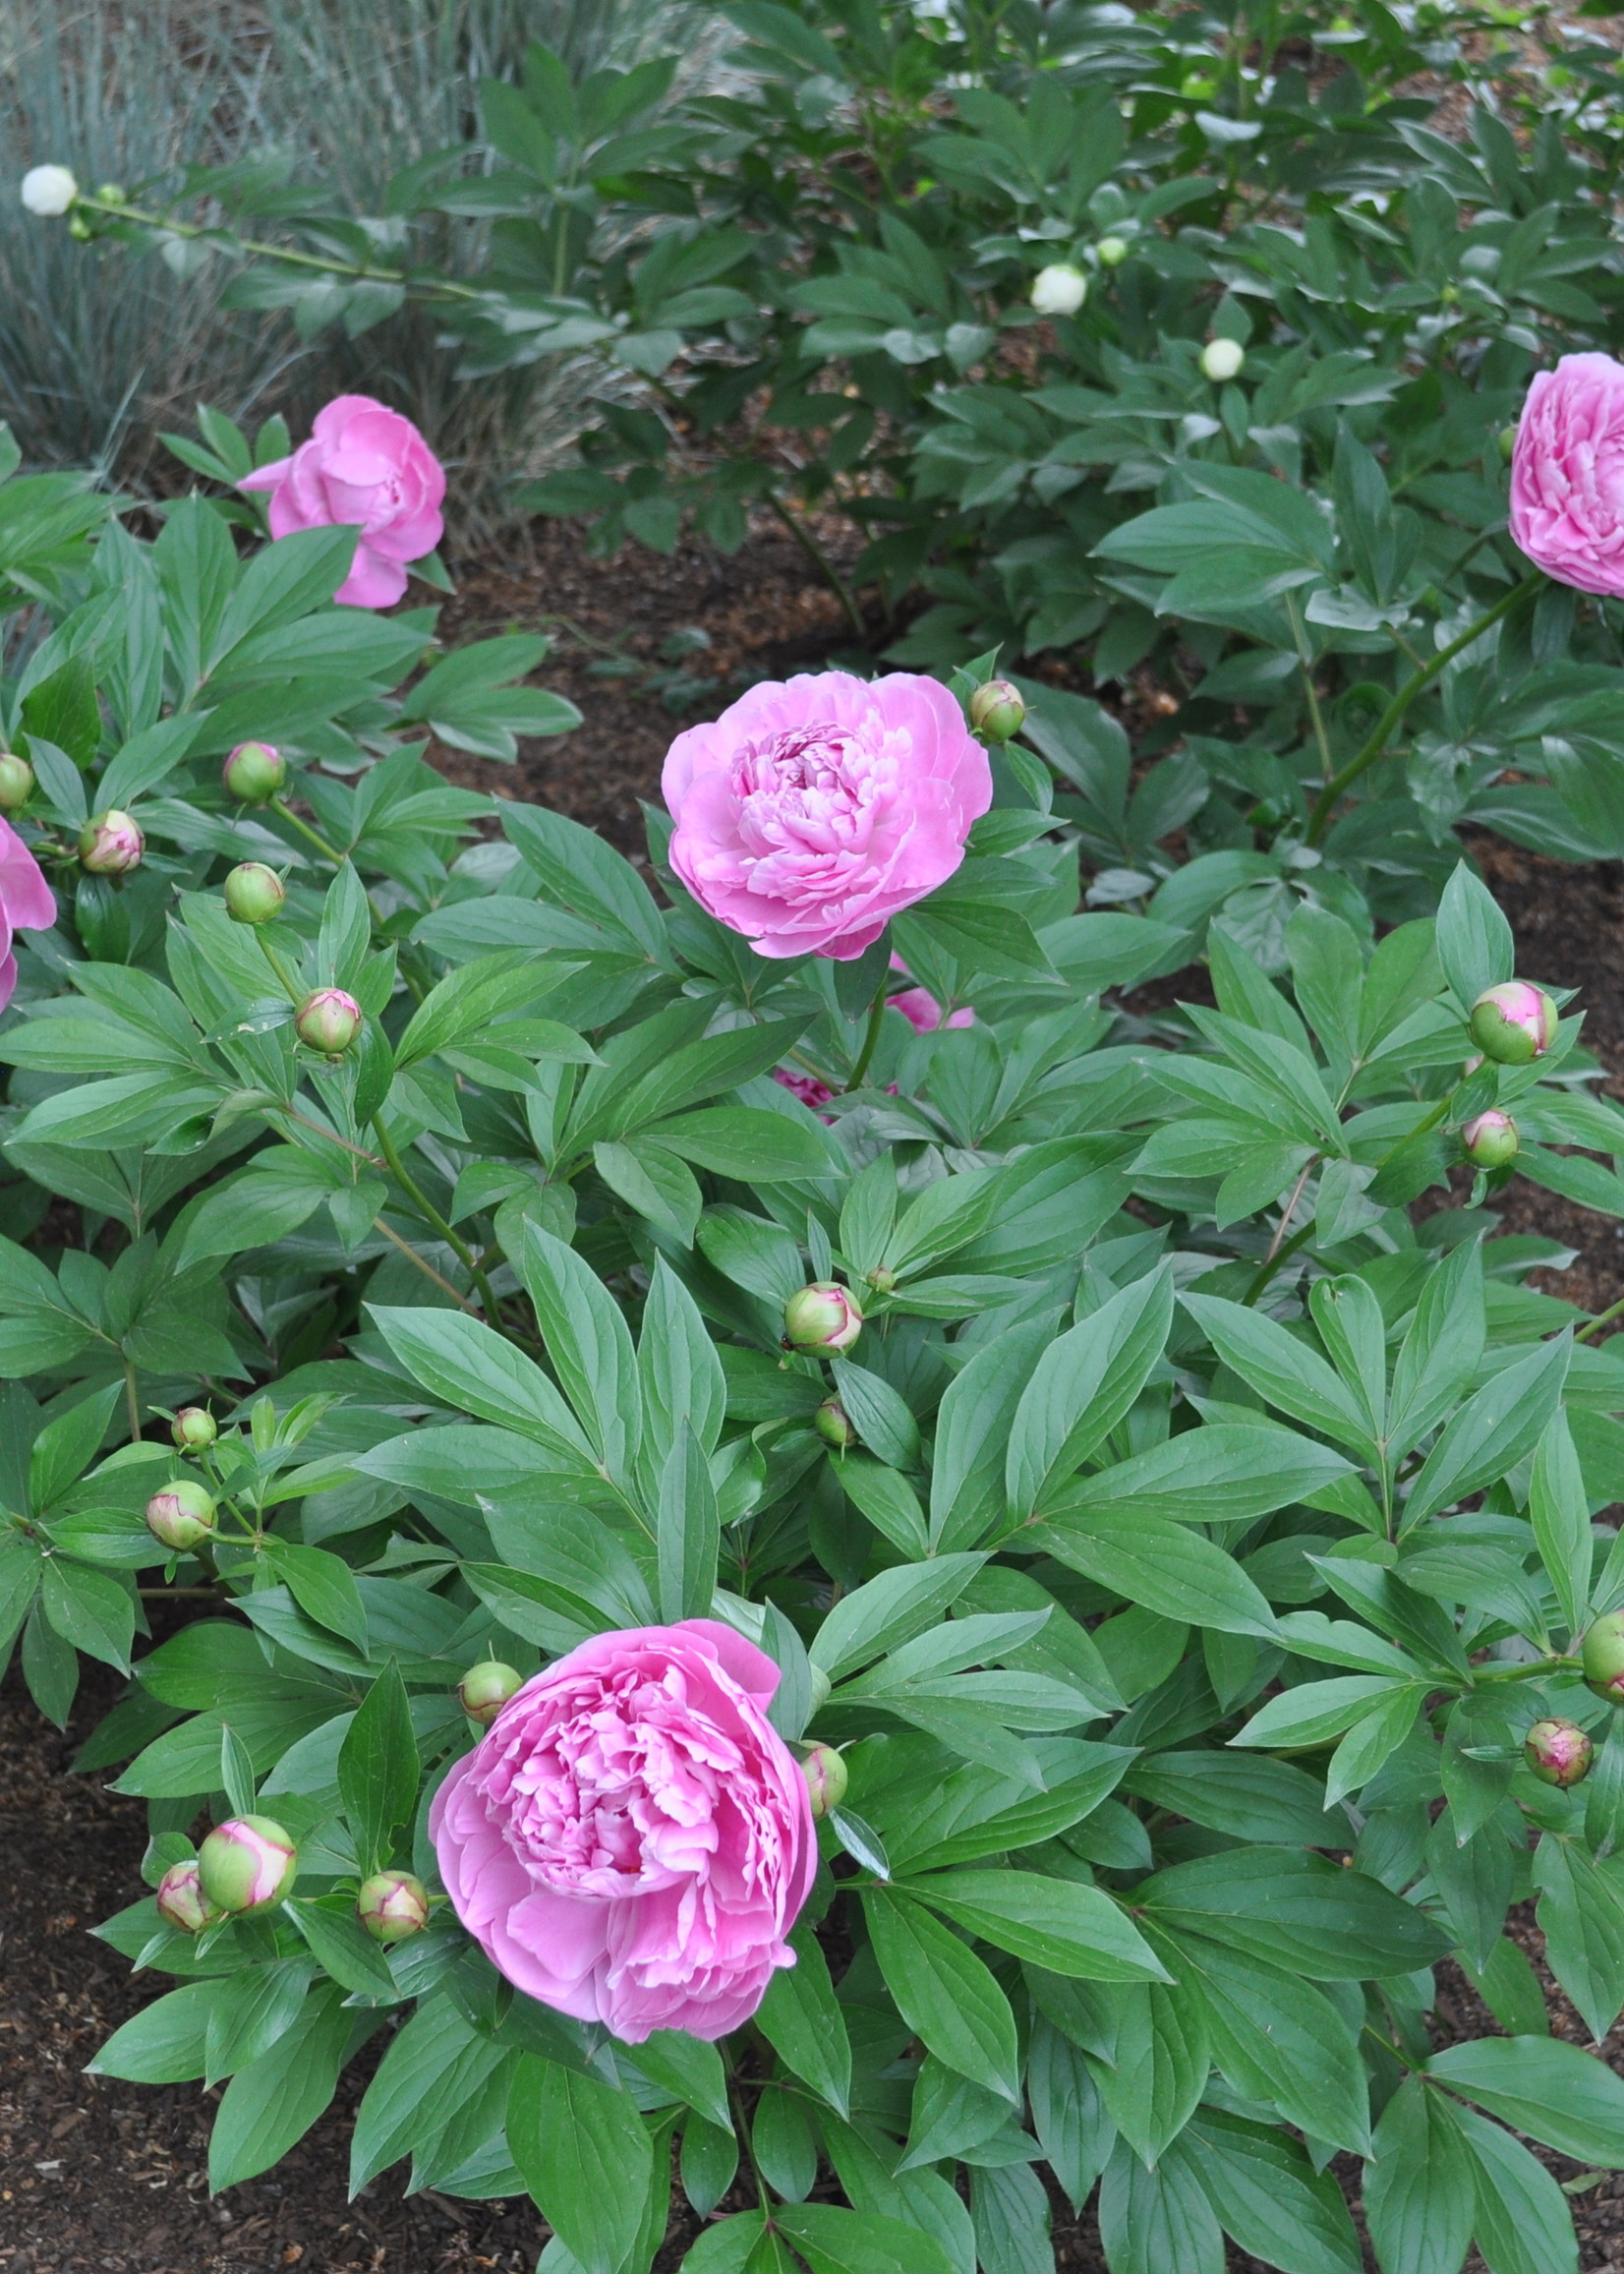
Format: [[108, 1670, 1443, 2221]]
[[203, 1956, 318, 2085], [368, 1304, 595, 1469], [87, 1979, 220, 2081], [775, 2204, 957, 2274], [1173, 1935, 1370, 2155], [1041, 1421, 1354, 1531], [1363, 2074, 1474, 2274], [508, 2055, 654, 2274], [812, 1554, 985, 1680], [1124, 1752, 1336, 1846], [862, 1889, 1019, 2102], [338, 1661, 420, 1878], [1138, 1848, 1449, 1977], [1089, 1978, 1209, 2168], [755, 1924, 851, 2115], [904, 1868, 1168, 1982], [629, 2030, 731, 2132], [1533, 1835, 1624, 2042], [349, 1994, 506, 2191], [658, 1422, 720, 1622], [1531, 1410, 1592, 1640], [207, 1982, 355, 2190], [1029, 1506, 1278, 1640], [1404, 1335, 1570, 1531], [1096, 2136, 1224, 2274], [1452, 2102, 1579, 2274], [930, 1317, 1054, 1553], [1426, 2032, 1624, 2164], [647, 1105, 830, 1181], [261, 1537, 370, 1653], [1434, 860, 1514, 1011], [1180, 1294, 1376, 1456], [40, 1556, 133, 1672], [286, 1895, 401, 2000], [1184, 2108, 1363, 2274], [513, 1223, 640, 1481], [1006, 1266, 1174, 1518]]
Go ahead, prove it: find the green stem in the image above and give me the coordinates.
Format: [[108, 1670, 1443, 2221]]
[[270, 796, 348, 868], [1305, 575, 1540, 846], [124, 1359, 142, 1444], [1473, 1654, 1580, 1684], [76, 191, 479, 302], [1286, 593, 1334, 783], [1242, 1218, 1315, 1307], [1578, 1294, 1624, 1345], [764, 494, 866, 639], [256, 931, 305, 1006], [373, 1214, 484, 1317], [841, 977, 892, 1095], [372, 1116, 502, 1326]]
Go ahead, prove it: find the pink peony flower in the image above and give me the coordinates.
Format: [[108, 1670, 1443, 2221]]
[[239, 394, 445, 610], [0, 820, 55, 1012], [773, 1065, 835, 1110], [430, 1620, 816, 2043], [887, 952, 973, 1034], [1510, 353, 1624, 596], [662, 672, 992, 961]]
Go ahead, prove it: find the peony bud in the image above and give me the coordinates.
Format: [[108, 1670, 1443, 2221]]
[[1096, 235, 1130, 266], [295, 987, 363, 1056], [1583, 1609, 1624, 1705], [1524, 1718, 1594, 1788], [21, 165, 78, 218], [154, 1859, 222, 1935], [96, 183, 126, 204], [1200, 338, 1246, 383], [807, 1664, 833, 1714], [222, 740, 286, 804], [1030, 263, 1087, 318], [198, 1816, 297, 1913], [457, 1660, 523, 1725], [1462, 1109, 1518, 1170], [967, 679, 1026, 744], [783, 1281, 863, 1356], [145, 1479, 216, 1552], [357, 1869, 431, 1944], [171, 1407, 217, 1452], [814, 1397, 857, 1450], [1468, 981, 1557, 1066], [0, 752, 34, 811], [1499, 425, 1518, 463], [79, 809, 143, 876], [224, 862, 286, 926], [801, 1744, 848, 1821]]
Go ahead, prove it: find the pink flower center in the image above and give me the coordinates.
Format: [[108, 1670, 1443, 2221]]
[[730, 723, 887, 864]]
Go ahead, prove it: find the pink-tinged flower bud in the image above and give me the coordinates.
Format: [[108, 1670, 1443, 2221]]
[[154, 1859, 222, 1935], [800, 1744, 848, 1821], [1524, 1718, 1594, 1787], [814, 1397, 857, 1450], [171, 1407, 217, 1452], [221, 740, 286, 804], [457, 1661, 523, 1725], [0, 752, 34, 811], [1583, 1609, 1624, 1705], [967, 679, 1025, 744], [198, 1816, 297, 1913], [357, 1869, 431, 1943], [145, 1479, 216, 1551], [294, 987, 362, 1056], [224, 861, 286, 926], [1468, 981, 1557, 1066], [1462, 1110, 1518, 1170], [783, 1281, 863, 1356], [78, 809, 143, 876]]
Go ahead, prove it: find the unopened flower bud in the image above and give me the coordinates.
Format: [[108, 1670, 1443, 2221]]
[[1200, 338, 1246, 383], [198, 1816, 297, 1913], [783, 1281, 863, 1356], [1469, 980, 1557, 1066], [222, 740, 286, 804], [21, 165, 78, 218], [814, 1397, 857, 1450], [968, 679, 1026, 744], [807, 1665, 832, 1714], [1462, 1109, 1518, 1170], [1499, 425, 1518, 463], [801, 1744, 848, 1820], [295, 987, 362, 1056], [145, 1479, 216, 1551], [79, 809, 143, 875], [68, 214, 92, 241], [1524, 1718, 1594, 1787], [1096, 235, 1130, 266], [357, 1869, 431, 1943], [0, 753, 34, 811], [866, 1264, 897, 1295], [96, 183, 126, 204], [154, 1859, 222, 1935], [1584, 1609, 1624, 1705], [1030, 262, 1087, 318], [224, 862, 286, 926], [457, 1660, 523, 1725], [171, 1407, 217, 1452]]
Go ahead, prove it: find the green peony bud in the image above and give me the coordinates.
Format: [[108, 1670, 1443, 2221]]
[[801, 1744, 848, 1820], [457, 1660, 524, 1724], [1096, 235, 1130, 266], [783, 1281, 863, 1356], [0, 752, 34, 811], [171, 1407, 217, 1452], [1584, 1609, 1624, 1705], [1524, 1718, 1594, 1787], [1200, 338, 1246, 383], [967, 679, 1026, 744], [814, 1397, 857, 1450], [154, 1859, 223, 1935], [145, 1479, 216, 1552], [1462, 1110, 1518, 1170], [79, 809, 143, 875], [357, 1869, 431, 1943], [224, 862, 286, 926], [1468, 981, 1557, 1066], [807, 1664, 833, 1714], [221, 740, 286, 804], [1499, 425, 1518, 463], [198, 1816, 298, 1913], [295, 987, 363, 1056]]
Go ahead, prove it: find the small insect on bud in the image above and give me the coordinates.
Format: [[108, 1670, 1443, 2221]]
[[223, 862, 286, 926], [801, 1744, 849, 1821], [1468, 981, 1558, 1066], [221, 740, 286, 804], [457, 1661, 523, 1725], [783, 1281, 863, 1356], [21, 165, 78, 218], [154, 1859, 222, 1935], [1524, 1719, 1594, 1788], [198, 1816, 298, 1913], [1462, 1110, 1518, 1170], [1096, 235, 1130, 266], [294, 987, 363, 1056], [1200, 338, 1246, 383], [145, 1479, 216, 1552], [967, 679, 1026, 744], [814, 1397, 857, 1451], [171, 1406, 217, 1453], [357, 1869, 431, 1944], [0, 753, 34, 811], [1030, 262, 1087, 318], [1583, 1609, 1624, 1706], [78, 809, 143, 875]]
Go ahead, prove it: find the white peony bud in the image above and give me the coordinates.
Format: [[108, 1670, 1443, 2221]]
[[1200, 338, 1246, 382], [21, 166, 78, 218], [1030, 263, 1088, 318]]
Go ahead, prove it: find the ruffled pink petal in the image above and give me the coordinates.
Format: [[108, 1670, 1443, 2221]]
[[0, 821, 56, 933], [334, 542, 408, 610]]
